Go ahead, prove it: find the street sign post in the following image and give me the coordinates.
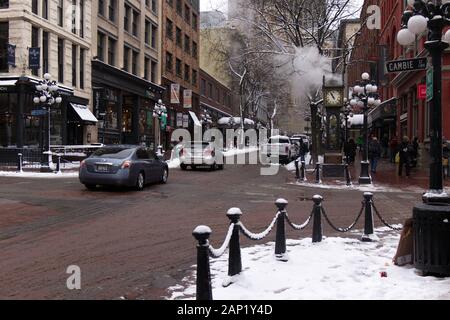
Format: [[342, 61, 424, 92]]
[[427, 68, 433, 102], [386, 58, 427, 73], [31, 109, 47, 116]]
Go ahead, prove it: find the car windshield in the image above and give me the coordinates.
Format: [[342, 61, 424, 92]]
[[92, 148, 134, 159]]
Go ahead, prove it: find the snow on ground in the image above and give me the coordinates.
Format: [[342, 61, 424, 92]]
[[167, 158, 181, 169], [223, 147, 259, 157], [168, 227, 450, 300], [0, 171, 79, 178]]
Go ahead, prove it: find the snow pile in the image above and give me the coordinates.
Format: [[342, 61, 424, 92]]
[[0, 171, 79, 178], [167, 158, 181, 169], [168, 228, 450, 300]]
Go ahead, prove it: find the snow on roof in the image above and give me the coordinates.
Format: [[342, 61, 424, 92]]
[[269, 135, 290, 140], [218, 117, 255, 126]]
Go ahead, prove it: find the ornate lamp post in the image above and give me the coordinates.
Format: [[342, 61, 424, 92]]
[[200, 109, 213, 131], [350, 73, 382, 184], [153, 99, 167, 155], [341, 101, 354, 164], [33, 73, 62, 172], [397, 0, 450, 276]]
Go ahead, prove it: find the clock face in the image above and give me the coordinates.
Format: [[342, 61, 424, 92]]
[[325, 90, 342, 106]]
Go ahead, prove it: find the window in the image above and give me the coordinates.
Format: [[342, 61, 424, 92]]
[[72, 45, 77, 86], [176, 27, 182, 47], [80, 0, 85, 37], [184, 64, 190, 82], [99, 0, 105, 16], [132, 11, 139, 37], [166, 19, 173, 40], [32, 0, 38, 14], [0, 0, 8, 9], [151, 24, 157, 49], [109, 0, 116, 22], [151, 60, 157, 83], [144, 57, 150, 80], [123, 46, 130, 72], [166, 51, 173, 72], [108, 37, 116, 66], [42, 0, 48, 19], [43, 31, 49, 74], [80, 48, 85, 89], [57, 0, 64, 26], [124, 4, 130, 32], [192, 41, 197, 58], [176, 0, 182, 15], [0, 22, 8, 72], [71, 0, 77, 34], [184, 4, 190, 23], [97, 32, 105, 61], [192, 69, 197, 86], [58, 38, 64, 82], [132, 50, 138, 75], [167, 0, 173, 8], [31, 26, 39, 76], [192, 13, 198, 30], [145, 20, 150, 45], [184, 35, 190, 54], [201, 79, 206, 96], [176, 58, 182, 77], [208, 83, 213, 97], [151, 0, 157, 13]]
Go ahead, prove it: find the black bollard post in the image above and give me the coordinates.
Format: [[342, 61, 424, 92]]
[[192, 226, 213, 301], [17, 153, 23, 173], [294, 159, 300, 180], [361, 192, 376, 242], [56, 155, 61, 174], [301, 160, 306, 181], [275, 199, 288, 262], [345, 164, 352, 186], [226, 208, 243, 279], [315, 163, 321, 184], [312, 195, 323, 243]]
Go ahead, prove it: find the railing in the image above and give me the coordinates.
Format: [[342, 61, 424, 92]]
[[294, 159, 352, 186], [192, 193, 402, 300]]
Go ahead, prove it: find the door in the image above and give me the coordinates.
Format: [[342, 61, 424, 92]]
[[147, 149, 162, 182], [136, 148, 152, 183]]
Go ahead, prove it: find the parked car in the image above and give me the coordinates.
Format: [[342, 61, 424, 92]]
[[79, 145, 169, 191], [261, 135, 296, 164], [179, 141, 224, 171]]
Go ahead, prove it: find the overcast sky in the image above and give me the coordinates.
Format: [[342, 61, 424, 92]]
[[200, 0, 228, 13]]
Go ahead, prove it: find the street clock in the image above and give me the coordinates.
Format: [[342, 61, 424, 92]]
[[323, 87, 344, 107]]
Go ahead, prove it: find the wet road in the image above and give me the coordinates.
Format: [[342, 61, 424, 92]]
[[0, 154, 420, 299]]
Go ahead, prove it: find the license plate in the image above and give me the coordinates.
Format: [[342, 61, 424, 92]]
[[96, 164, 110, 173]]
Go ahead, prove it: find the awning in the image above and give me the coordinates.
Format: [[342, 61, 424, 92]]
[[189, 111, 202, 127], [0, 80, 17, 86], [70, 103, 98, 124]]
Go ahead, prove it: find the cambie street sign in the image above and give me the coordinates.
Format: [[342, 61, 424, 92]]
[[386, 58, 427, 73], [31, 109, 47, 116]]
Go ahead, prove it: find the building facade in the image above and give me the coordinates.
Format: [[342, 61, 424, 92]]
[[161, 0, 200, 146], [0, 0, 94, 147], [92, 0, 164, 147]]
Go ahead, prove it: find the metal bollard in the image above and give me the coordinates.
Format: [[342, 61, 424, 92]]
[[17, 153, 23, 173], [226, 208, 242, 278], [361, 193, 375, 242], [275, 199, 288, 261], [345, 164, 352, 186], [295, 159, 300, 180], [315, 163, 321, 184], [192, 226, 213, 301], [312, 195, 323, 243], [56, 155, 61, 174], [301, 160, 306, 181]]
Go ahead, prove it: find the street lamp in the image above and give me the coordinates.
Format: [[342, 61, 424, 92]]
[[153, 99, 167, 155], [33, 73, 62, 172], [397, 0, 450, 276], [340, 100, 354, 164], [351, 73, 382, 184], [200, 109, 213, 130]]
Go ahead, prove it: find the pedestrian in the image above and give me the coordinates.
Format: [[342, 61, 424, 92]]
[[381, 135, 389, 158], [344, 138, 357, 165], [398, 136, 412, 177], [369, 137, 382, 173], [389, 135, 399, 163], [412, 137, 420, 168]]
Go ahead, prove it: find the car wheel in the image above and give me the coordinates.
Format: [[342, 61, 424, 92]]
[[218, 164, 224, 170], [180, 164, 188, 171], [136, 172, 145, 191], [84, 184, 97, 191], [161, 168, 169, 184], [210, 163, 217, 171]]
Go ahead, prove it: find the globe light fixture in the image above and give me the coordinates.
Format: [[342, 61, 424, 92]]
[[361, 73, 370, 81], [33, 97, 40, 104], [408, 15, 428, 35], [40, 95, 47, 103], [44, 73, 51, 80], [41, 83, 48, 91], [55, 97, 62, 104], [36, 85, 42, 91], [407, 0, 415, 7], [350, 99, 357, 107], [397, 28, 416, 46]]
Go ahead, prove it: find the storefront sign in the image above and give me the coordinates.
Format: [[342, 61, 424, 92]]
[[7, 44, 16, 66], [386, 58, 427, 73], [176, 113, 183, 127], [417, 84, 427, 100], [31, 109, 47, 116], [28, 47, 40, 69], [171, 84, 180, 104], [182, 114, 189, 128], [183, 90, 192, 109]]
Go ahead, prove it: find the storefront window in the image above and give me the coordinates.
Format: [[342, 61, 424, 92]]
[[122, 105, 133, 133], [105, 102, 118, 129], [0, 92, 17, 147], [50, 106, 63, 145], [23, 93, 41, 147]]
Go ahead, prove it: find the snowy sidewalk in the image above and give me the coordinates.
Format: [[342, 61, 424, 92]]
[[168, 227, 450, 300]]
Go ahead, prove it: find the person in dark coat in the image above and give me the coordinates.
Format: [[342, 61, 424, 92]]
[[368, 137, 382, 173], [344, 139, 357, 165], [398, 136, 412, 177]]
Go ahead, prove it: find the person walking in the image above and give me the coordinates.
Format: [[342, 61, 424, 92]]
[[344, 138, 357, 165], [398, 136, 412, 177], [389, 135, 399, 163], [369, 137, 382, 173]]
